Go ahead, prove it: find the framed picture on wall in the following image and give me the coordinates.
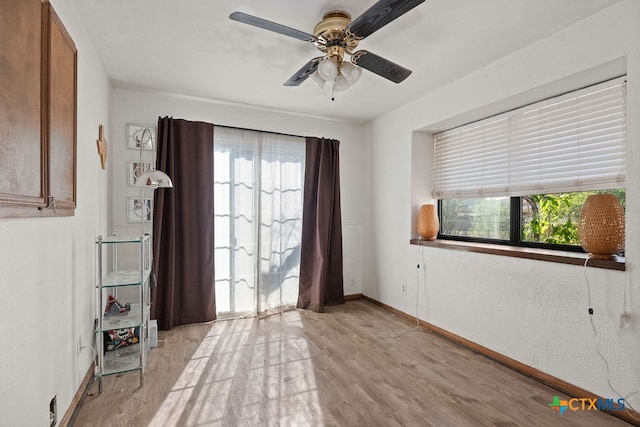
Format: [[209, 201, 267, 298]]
[[126, 124, 155, 151], [127, 161, 153, 186], [126, 197, 153, 222]]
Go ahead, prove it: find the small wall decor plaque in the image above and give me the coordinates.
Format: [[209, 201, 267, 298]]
[[126, 197, 153, 222], [127, 161, 153, 186], [126, 124, 155, 151], [97, 124, 107, 169]]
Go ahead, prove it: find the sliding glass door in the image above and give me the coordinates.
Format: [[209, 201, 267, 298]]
[[214, 128, 305, 318]]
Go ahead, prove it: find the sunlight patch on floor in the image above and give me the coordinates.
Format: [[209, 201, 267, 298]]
[[148, 311, 322, 426]]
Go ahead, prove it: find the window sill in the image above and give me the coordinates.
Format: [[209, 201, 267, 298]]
[[409, 239, 625, 271]]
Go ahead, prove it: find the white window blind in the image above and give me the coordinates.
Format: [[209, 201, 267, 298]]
[[433, 78, 626, 198]]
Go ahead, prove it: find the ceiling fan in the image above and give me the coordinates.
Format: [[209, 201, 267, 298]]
[[230, 0, 425, 95]]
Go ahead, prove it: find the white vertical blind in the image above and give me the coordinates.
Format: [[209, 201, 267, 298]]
[[433, 78, 626, 198]]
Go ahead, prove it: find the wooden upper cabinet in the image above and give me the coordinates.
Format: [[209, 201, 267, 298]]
[[47, 4, 77, 210], [0, 0, 77, 217], [0, 0, 46, 209]]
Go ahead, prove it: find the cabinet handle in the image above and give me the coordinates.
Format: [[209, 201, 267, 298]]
[[46, 196, 56, 212]]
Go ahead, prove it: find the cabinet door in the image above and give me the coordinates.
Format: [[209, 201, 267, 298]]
[[47, 3, 77, 210], [0, 0, 46, 209]]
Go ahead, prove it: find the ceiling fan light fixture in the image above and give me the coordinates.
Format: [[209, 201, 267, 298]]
[[333, 73, 350, 92], [310, 70, 326, 89], [342, 61, 362, 85], [318, 57, 338, 81]]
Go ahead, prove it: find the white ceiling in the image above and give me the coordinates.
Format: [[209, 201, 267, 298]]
[[72, 0, 622, 123]]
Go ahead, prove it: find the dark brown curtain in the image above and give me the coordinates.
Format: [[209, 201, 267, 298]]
[[297, 137, 345, 312], [151, 117, 215, 330]]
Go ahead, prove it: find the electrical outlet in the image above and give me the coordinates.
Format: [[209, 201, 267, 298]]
[[401, 284, 407, 295]]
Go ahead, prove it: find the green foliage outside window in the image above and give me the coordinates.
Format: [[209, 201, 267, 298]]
[[440, 189, 625, 249], [521, 189, 625, 245]]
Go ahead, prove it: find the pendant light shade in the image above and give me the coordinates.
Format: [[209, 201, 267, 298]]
[[318, 57, 338, 80], [310, 71, 326, 89], [341, 61, 362, 85], [136, 170, 173, 188], [333, 73, 350, 92]]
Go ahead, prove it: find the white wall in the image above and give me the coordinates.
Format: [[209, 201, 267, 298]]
[[0, 0, 111, 425], [366, 0, 640, 408], [3, 1, 635, 423], [109, 89, 366, 296]]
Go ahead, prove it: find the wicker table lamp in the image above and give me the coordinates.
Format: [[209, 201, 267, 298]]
[[417, 204, 439, 240], [577, 194, 625, 259]]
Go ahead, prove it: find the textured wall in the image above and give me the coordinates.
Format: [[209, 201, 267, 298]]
[[0, 0, 112, 424], [366, 0, 640, 409]]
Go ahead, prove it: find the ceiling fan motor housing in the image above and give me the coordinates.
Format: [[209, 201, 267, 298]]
[[313, 10, 351, 38], [313, 10, 360, 63]]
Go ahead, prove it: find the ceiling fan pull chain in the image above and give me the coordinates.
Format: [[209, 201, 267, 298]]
[[331, 79, 335, 101]]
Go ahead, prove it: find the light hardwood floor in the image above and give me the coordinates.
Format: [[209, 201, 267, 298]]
[[71, 300, 630, 426]]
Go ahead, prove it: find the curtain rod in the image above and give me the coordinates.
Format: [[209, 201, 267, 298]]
[[215, 124, 306, 140]]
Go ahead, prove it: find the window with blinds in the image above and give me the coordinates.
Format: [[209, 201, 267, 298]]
[[433, 77, 626, 199], [433, 77, 626, 250]]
